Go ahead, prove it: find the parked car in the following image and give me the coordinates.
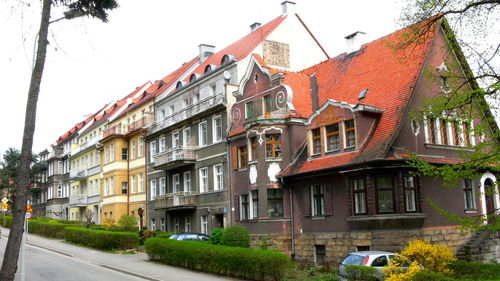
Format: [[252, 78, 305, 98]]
[[169, 233, 210, 241], [339, 251, 395, 281]]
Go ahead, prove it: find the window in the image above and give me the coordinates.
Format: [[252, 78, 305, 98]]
[[174, 217, 180, 232], [150, 179, 157, 200], [122, 148, 128, 160], [250, 137, 258, 160], [110, 144, 115, 162], [463, 179, 476, 210], [213, 116, 222, 142], [201, 215, 208, 234], [184, 171, 191, 192], [315, 245, 326, 264], [138, 139, 144, 157], [240, 194, 249, 220], [57, 185, 62, 198], [326, 123, 340, 151], [160, 218, 165, 232], [311, 185, 324, 216], [199, 121, 208, 146], [159, 177, 166, 195], [312, 128, 322, 154], [172, 174, 180, 193], [265, 134, 281, 158], [267, 189, 284, 217], [149, 140, 157, 162], [344, 120, 356, 147], [151, 219, 156, 231], [185, 216, 191, 232], [131, 139, 136, 160], [238, 145, 248, 168], [251, 190, 259, 219], [376, 176, 394, 213], [138, 173, 144, 192], [183, 127, 191, 147], [122, 182, 128, 194], [403, 174, 417, 212], [371, 256, 388, 267], [263, 95, 272, 117], [352, 178, 366, 215], [462, 121, 470, 146], [131, 175, 136, 193], [172, 131, 180, 148], [199, 167, 208, 192], [246, 102, 255, 119], [214, 164, 223, 190], [159, 137, 166, 152]]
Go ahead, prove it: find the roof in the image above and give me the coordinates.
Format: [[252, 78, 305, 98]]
[[281, 19, 438, 176]]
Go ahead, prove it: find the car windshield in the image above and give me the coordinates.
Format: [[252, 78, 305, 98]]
[[342, 254, 365, 265], [169, 234, 178, 239]]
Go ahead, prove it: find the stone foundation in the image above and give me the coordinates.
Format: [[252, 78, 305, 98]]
[[251, 226, 473, 263]]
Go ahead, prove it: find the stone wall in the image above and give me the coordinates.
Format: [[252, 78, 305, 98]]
[[251, 226, 472, 263]]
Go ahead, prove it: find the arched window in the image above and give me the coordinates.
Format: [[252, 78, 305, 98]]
[[176, 81, 184, 89], [204, 64, 216, 74], [189, 74, 200, 82], [221, 54, 234, 65]]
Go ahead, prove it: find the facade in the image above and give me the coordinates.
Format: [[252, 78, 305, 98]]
[[228, 18, 499, 263], [146, 1, 329, 233]]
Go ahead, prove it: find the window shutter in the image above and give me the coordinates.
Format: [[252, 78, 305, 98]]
[[233, 194, 240, 221], [304, 186, 312, 217], [324, 184, 334, 216], [231, 146, 238, 170]]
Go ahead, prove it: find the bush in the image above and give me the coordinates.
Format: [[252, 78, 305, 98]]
[[28, 220, 74, 239], [145, 237, 290, 280], [210, 228, 224, 245], [117, 215, 138, 232], [449, 260, 500, 280], [155, 232, 173, 239], [0, 216, 13, 227], [411, 271, 455, 281], [221, 226, 250, 248], [64, 227, 139, 250]]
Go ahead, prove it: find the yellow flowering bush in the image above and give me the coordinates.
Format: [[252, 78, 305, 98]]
[[385, 239, 456, 281], [102, 217, 115, 230]]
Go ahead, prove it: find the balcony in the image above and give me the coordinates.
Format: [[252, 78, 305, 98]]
[[149, 94, 224, 135], [103, 124, 126, 139], [78, 137, 98, 152], [87, 166, 101, 177], [154, 191, 197, 210], [69, 169, 88, 180], [128, 117, 152, 132], [69, 193, 87, 207], [153, 147, 196, 170]]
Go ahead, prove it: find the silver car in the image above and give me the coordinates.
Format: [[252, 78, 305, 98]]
[[339, 251, 395, 281]]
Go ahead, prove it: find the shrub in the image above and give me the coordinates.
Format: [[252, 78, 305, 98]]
[[221, 226, 250, 248], [28, 220, 74, 239], [210, 228, 224, 245], [64, 227, 139, 250], [449, 260, 500, 280], [145, 237, 290, 280], [155, 232, 173, 239], [102, 218, 114, 230], [0, 216, 13, 227], [411, 271, 455, 281], [117, 215, 138, 232], [344, 265, 378, 281]]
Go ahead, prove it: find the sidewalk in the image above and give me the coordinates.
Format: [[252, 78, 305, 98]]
[[1, 227, 236, 281]]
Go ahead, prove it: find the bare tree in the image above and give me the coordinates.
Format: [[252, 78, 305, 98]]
[[0, 1, 117, 280]]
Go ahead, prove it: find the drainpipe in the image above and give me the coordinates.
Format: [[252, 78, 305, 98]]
[[127, 134, 130, 215], [225, 136, 231, 227], [282, 176, 295, 260]]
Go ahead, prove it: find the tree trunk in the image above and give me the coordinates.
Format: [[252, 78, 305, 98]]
[[0, 0, 52, 280]]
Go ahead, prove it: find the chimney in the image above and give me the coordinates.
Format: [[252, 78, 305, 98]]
[[310, 74, 319, 111], [250, 22, 261, 32], [199, 44, 216, 62], [281, 1, 296, 15], [345, 31, 366, 53]]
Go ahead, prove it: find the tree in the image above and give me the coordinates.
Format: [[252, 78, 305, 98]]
[[398, 1, 499, 231], [0, 1, 117, 280]]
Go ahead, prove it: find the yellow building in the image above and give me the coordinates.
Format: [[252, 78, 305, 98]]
[[100, 82, 153, 227]]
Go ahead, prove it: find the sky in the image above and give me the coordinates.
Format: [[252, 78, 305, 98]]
[[0, 0, 406, 156]]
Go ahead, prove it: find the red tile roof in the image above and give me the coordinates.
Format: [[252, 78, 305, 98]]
[[281, 20, 438, 176]]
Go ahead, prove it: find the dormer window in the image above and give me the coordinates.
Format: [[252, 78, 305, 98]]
[[344, 120, 356, 148], [176, 81, 184, 89], [204, 64, 216, 74], [221, 54, 234, 65], [326, 123, 340, 151], [189, 74, 198, 82]]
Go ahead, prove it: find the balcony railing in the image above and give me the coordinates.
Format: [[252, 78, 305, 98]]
[[103, 124, 126, 138], [154, 191, 197, 209], [128, 117, 149, 132], [69, 193, 86, 206], [149, 94, 224, 134], [79, 137, 98, 152], [153, 147, 196, 169], [69, 169, 88, 180], [87, 165, 101, 177]]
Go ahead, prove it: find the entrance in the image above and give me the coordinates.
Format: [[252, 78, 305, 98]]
[[485, 179, 496, 218], [215, 214, 224, 228]]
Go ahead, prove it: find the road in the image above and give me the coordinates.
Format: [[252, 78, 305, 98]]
[[0, 227, 236, 281]]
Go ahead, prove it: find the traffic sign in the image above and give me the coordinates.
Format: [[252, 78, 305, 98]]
[[26, 204, 32, 213], [1, 197, 8, 204], [1, 203, 8, 211], [25, 212, 32, 219]]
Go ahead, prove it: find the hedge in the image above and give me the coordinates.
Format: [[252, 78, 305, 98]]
[[155, 232, 173, 239], [449, 260, 500, 280], [0, 216, 13, 228], [28, 220, 75, 239], [145, 238, 290, 281], [64, 227, 139, 250]]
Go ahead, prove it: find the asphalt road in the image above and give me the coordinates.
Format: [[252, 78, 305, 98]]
[[0, 227, 236, 281], [0, 236, 143, 281]]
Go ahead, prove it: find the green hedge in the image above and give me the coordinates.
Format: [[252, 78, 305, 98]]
[[449, 260, 500, 280], [64, 227, 139, 250], [155, 232, 173, 239], [145, 237, 290, 280], [28, 220, 74, 239], [221, 226, 250, 247], [0, 216, 13, 227]]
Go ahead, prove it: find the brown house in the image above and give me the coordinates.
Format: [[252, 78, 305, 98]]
[[228, 19, 499, 263]]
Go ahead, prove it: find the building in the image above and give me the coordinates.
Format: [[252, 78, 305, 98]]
[[146, 1, 329, 233], [229, 18, 499, 262]]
